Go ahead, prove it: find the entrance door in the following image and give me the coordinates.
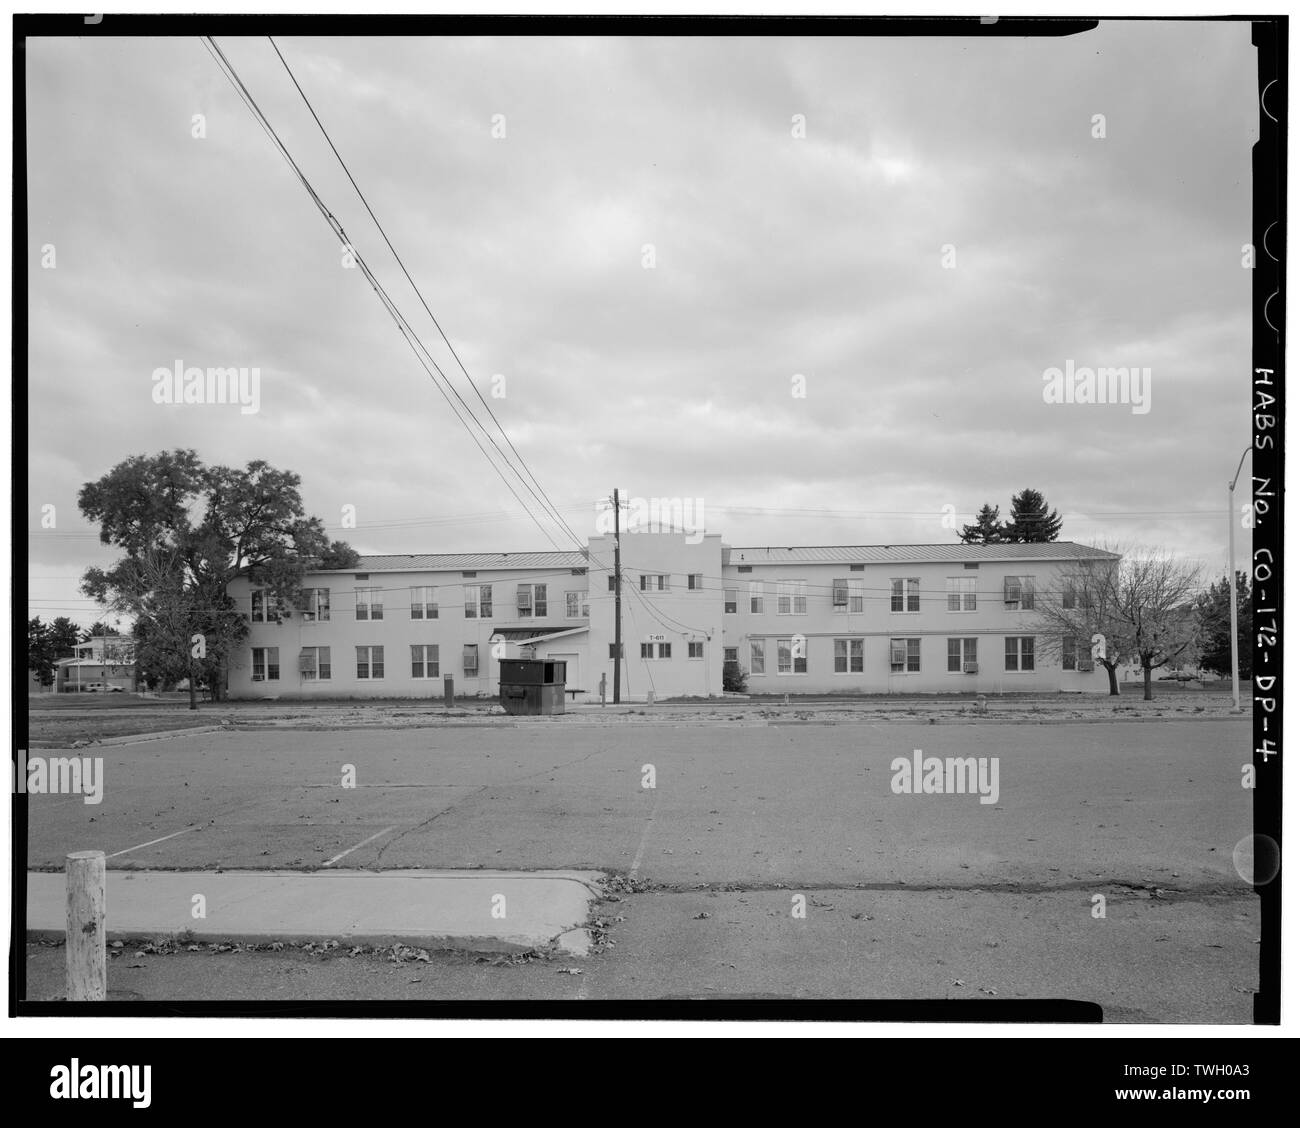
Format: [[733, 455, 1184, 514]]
[[549, 652, 580, 695]]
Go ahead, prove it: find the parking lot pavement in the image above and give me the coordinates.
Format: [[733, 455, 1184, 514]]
[[21, 715, 1257, 1016]]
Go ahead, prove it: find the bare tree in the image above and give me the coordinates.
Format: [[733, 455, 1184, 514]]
[[1034, 544, 1202, 701], [1033, 551, 1125, 696]]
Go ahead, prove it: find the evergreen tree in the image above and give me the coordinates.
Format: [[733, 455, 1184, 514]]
[[1003, 488, 1063, 543], [1195, 573, 1251, 679], [958, 503, 1005, 544]]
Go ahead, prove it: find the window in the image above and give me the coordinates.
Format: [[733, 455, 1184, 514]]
[[298, 646, 331, 680], [409, 586, 438, 619], [411, 644, 440, 679], [1062, 579, 1092, 611], [777, 581, 807, 615], [303, 588, 331, 622], [462, 644, 479, 677], [834, 638, 864, 673], [687, 573, 704, 591], [516, 583, 547, 617], [891, 578, 920, 613], [640, 642, 653, 659], [723, 647, 739, 663], [251, 589, 281, 624], [565, 591, 589, 618], [947, 576, 977, 612], [608, 643, 623, 659], [834, 578, 865, 613], [464, 584, 492, 618], [849, 564, 865, 572], [737, 565, 752, 573], [889, 637, 921, 673], [777, 637, 807, 675], [749, 581, 764, 614], [688, 641, 704, 659], [1005, 636, 1035, 672], [355, 587, 383, 621], [1003, 576, 1036, 611], [356, 645, 385, 679], [750, 639, 765, 675], [1062, 636, 1081, 671], [640, 642, 671, 660], [947, 637, 978, 672], [724, 588, 738, 614], [659, 642, 672, 659], [639, 573, 669, 592], [251, 647, 280, 681]]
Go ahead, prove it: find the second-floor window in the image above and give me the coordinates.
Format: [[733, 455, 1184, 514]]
[[891, 578, 921, 613], [777, 581, 807, 615], [1003, 576, 1036, 611], [517, 584, 548, 617], [749, 581, 764, 614], [639, 573, 669, 592], [565, 591, 589, 618], [355, 587, 383, 621], [410, 587, 438, 619], [724, 587, 738, 614], [464, 584, 492, 618], [947, 577, 977, 612], [302, 588, 331, 622], [251, 589, 284, 623]]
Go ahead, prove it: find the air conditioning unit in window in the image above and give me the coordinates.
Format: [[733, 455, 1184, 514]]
[[963, 662, 979, 674], [1077, 660, 1095, 672], [832, 593, 848, 607], [251, 675, 264, 682]]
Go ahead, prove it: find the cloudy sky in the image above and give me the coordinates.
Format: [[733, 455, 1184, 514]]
[[27, 22, 1257, 627]]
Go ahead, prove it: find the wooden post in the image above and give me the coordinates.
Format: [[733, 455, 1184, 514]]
[[66, 850, 106, 1001]]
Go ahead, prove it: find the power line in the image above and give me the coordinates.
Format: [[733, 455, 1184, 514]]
[[264, 35, 586, 554], [200, 36, 573, 553]]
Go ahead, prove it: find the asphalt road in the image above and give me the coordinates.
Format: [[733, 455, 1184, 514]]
[[22, 716, 1260, 1018]]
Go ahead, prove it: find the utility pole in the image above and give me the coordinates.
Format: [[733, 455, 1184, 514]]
[[613, 487, 622, 704], [1228, 446, 1251, 713]]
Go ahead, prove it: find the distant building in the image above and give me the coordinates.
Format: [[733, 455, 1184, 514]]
[[225, 534, 1120, 700], [55, 634, 137, 692]]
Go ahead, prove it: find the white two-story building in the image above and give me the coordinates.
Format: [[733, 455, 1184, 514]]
[[226, 535, 1117, 700]]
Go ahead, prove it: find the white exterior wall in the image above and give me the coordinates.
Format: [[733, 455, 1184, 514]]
[[722, 558, 1111, 695], [228, 563, 591, 700], [586, 532, 726, 700], [225, 540, 1112, 699]]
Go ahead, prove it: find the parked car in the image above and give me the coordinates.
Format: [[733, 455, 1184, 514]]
[[81, 682, 125, 693]]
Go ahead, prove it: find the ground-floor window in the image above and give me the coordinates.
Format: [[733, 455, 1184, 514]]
[[251, 647, 279, 682], [688, 641, 704, 659], [777, 637, 807, 675], [299, 646, 331, 680], [1005, 636, 1035, 672], [411, 644, 440, 678], [356, 645, 384, 679], [750, 639, 765, 674], [947, 637, 978, 672], [723, 646, 739, 663], [833, 637, 863, 673], [463, 644, 480, 677], [890, 637, 921, 673]]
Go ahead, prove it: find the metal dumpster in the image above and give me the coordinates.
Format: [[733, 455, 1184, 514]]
[[499, 658, 567, 715]]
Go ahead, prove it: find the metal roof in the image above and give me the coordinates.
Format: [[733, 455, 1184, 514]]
[[722, 541, 1120, 566], [324, 550, 589, 574]]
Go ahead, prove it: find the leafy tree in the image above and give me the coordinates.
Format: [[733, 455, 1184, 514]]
[[1002, 488, 1063, 543], [958, 503, 1005, 545], [26, 616, 85, 687], [1195, 573, 1252, 680], [79, 450, 359, 702]]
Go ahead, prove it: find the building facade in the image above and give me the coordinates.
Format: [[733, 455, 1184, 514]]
[[225, 534, 1118, 700]]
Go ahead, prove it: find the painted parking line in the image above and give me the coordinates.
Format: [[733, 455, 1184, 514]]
[[106, 824, 203, 859], [322, 826, 398, 868]]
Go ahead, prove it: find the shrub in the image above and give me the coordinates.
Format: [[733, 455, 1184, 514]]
[[722, 661, 748, 693]]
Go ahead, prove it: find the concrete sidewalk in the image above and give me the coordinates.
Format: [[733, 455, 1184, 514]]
[[26, 869, 603, 955]]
